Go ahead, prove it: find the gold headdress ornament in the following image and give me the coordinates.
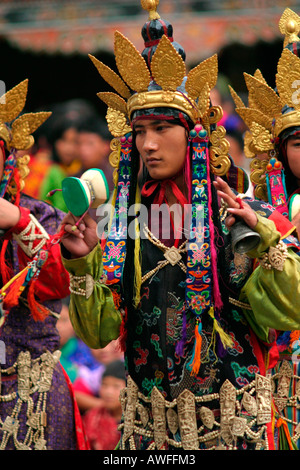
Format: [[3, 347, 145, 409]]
[[89, 0, 231, 176], [229, 8, 300, 200], [0, 79, 51, 151], [0, 79, 51, 195]]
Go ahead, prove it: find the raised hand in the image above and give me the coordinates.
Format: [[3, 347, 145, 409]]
[[60, 211, 99, 258], [213, 177, 258, 230]]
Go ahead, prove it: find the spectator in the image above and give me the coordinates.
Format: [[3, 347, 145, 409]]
[[77, 116, 114, 191], [39, 100, 95, 212], [82, 360, 126, 450], [73, 340, 124, 414], [57, 296, 102, 384]]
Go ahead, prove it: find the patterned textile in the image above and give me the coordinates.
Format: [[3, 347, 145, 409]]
[[63, 192, 300, 450], [119, 196, 299, 450]]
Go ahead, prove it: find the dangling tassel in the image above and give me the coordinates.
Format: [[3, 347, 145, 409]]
[[276, 417, 297, 450], [27, 279, 49, 321], [176, 307, 187, 357], [0, 150, 17, 198], [111, 289, 122, 310], [0, 239, 13, 286], [208, 306, 233, 349], [1, 264, 30, 308], [265, 157, 289, 218], [118, 307, 128, 352], [12, 168, 21, 206], [187, 318, 202, 376], [133, 186, 142, 309], [183, 139, 192, 204]]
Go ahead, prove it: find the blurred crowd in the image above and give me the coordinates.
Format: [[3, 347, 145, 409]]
[[23, 99, 114, 213], [20, 83, 250, 450], [57, 296, 125, 450]]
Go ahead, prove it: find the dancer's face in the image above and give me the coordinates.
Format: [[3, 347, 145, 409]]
[[134, 119, 187, 181], [286, 134, 300, 183]]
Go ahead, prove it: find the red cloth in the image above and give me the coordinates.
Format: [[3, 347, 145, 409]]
[[10, 206, 70, 301], [83, 406, 121, 451], [269, 209, 296, 239]]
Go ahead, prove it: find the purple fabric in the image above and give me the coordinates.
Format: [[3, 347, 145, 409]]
[[0, 194, 77, 450]]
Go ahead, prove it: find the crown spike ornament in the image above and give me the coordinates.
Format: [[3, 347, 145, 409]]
[[141, 0, 160, 21], [0, 79, 51, 199], [89, 2, 230, 174]]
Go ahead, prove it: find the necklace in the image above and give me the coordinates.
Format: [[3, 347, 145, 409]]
[[141, 224, 187, 284]]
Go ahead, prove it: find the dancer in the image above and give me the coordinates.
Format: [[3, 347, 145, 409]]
[[229, 7, 300, 449], [61, 1, 300, 450], [0, 80, 87, 450]]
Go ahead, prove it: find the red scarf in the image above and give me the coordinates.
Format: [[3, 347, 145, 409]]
[[141, 178, 188, 207]]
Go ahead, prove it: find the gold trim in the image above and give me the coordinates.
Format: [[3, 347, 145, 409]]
[[0, 350, 61, 450], [151, 35, 186, 92], [209, 125, 231, 176], [127, 90, 198, 122], [119, 375, 272, 450], [274, 109, 300, 137], [114, 31, 151, 93]]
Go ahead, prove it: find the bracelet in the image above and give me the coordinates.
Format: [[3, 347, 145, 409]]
[[69, 273, 105, 299], [259, 240, 288, 271], [12, 214, 49, 257]]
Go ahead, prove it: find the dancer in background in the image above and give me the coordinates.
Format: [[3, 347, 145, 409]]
[[229, 7, 300, 449], [0, 80, 88, 450]]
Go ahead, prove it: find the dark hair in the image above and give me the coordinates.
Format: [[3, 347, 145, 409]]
[[44, 100, 96, 163], [77, 115, 112, 141], [122, 135, 141, 309], [102, 360, 126, 381]]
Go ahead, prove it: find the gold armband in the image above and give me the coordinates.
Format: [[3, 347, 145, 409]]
[[259, 240, 288, 271]]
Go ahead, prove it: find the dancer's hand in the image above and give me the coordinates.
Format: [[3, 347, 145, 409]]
[[213, 177, 258, 229], [60, 212, 98, 258]]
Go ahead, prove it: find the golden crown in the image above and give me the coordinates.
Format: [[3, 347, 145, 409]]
[[89, 36, 218, 134], [229, 8, 300, 200], [89, 0, 231, 176], [0, 79, 51, 152]]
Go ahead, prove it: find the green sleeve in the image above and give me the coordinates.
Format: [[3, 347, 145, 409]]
[[239, 214, 300, 342], [62, 243, 122, 349]]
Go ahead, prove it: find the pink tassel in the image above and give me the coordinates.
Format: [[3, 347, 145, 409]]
[[184, 140, 192, 204], [205, 146, 223, 312]]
